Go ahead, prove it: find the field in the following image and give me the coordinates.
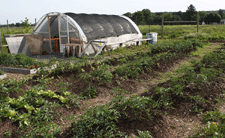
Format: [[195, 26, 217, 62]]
[[139, 24, 225, 40], [0, 25, 225, 137]]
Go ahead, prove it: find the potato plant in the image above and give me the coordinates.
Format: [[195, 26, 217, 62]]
[[65, 43, 225, 137]]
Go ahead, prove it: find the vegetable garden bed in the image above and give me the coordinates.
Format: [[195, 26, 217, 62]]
[[0, 40, 225, 138]]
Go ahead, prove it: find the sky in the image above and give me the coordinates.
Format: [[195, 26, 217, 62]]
[[0, 0, 224, 24]]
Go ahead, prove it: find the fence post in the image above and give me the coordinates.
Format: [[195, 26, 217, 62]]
[[35, 18, 37, 25], [162, 13, 164, 39], [0, 31, 2, 54], [7, 20, 9, 31], [197, 12, 199, 34]]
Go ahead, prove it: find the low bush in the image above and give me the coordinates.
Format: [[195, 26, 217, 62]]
[[0, 69, 4, 75], [0, 53, 45, 68]]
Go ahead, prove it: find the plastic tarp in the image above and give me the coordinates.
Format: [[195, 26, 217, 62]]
[[64, 13, 138, 41]]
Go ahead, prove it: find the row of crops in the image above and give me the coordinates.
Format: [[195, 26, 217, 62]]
[[47, 39, 204, 84], [0, 39, 225, 137], [64, 42, 225, 137]]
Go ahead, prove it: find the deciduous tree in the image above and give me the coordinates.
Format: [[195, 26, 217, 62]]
[[132, 11, 146, 25], [199, 11, 207, 23], [123, 12, 133, 19], [204, 13, 221, 24], [218, 9, 224, 19], [142, 9, 152, 24], [21, 17, 31, 33], [185, 4, 197, 21]]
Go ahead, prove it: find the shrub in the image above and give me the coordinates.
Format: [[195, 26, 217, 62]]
[[0, 69, 4, 75], [0, 53, 44, 68], [90, 65, 113, 83]]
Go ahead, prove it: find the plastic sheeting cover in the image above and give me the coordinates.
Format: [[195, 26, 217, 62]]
[[64, 13, 138, 41]]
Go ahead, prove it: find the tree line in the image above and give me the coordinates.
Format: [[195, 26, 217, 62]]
[[0, 23, 35, 28], [123, 4, 224, 25], [0, 18, 35, 28]]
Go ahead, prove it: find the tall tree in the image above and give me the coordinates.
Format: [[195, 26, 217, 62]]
[[123, 12, 133, 19], [172, 15, 182, 22], [152, 13, 161, 24], [204, 13, 221, 24], [21, 17, 32, 33], [218, 9, 224, 19], [199, 11, 207, 23], [132, 11, 146, 25], [185, 4, 197, 21], [10, 23, 15, 27], [142, 9, 152, 24], [164, 12, 173, 21], [177, 11, 183, 20], [15, 23, 21, 27]]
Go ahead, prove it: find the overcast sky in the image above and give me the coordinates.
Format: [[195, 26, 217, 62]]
[[0, 0, 224, 24]]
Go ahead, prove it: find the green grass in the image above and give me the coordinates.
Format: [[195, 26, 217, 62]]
[[139, 24, 225, 40], [0, 27, 33, 54], [190, 43, 222, 58], [153, 42, 219, 85], [191, 110, 225, 138]]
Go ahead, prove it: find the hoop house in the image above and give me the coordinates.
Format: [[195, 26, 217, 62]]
[[33, 12, 142, 56]]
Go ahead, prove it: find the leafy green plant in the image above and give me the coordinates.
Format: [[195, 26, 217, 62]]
[[0, 53, 45, 68], [54, 81, 71, 92], [111, 95, 154, 120], [36, 75, 54, 89], [193, 120, 225, 137], [4, 131, 12, 138], [78, 73, 91, 82], [0, 76, 29, 95], [136, 130, 153, 138], [84, 84, 97, 99], [90, 65, 113, 83], [21, 17, 32, 33], [20, 123, 62, 137], [203, 110, 224, 123], [71, 105, 121, 137], [42, 49, 48, 55], [189, 95, 208, 113], [0, 69, 5, 75], [67, 94, 81, 107]]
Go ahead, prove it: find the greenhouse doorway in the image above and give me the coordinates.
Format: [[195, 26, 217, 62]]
[[33, 12, 83, 56]]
